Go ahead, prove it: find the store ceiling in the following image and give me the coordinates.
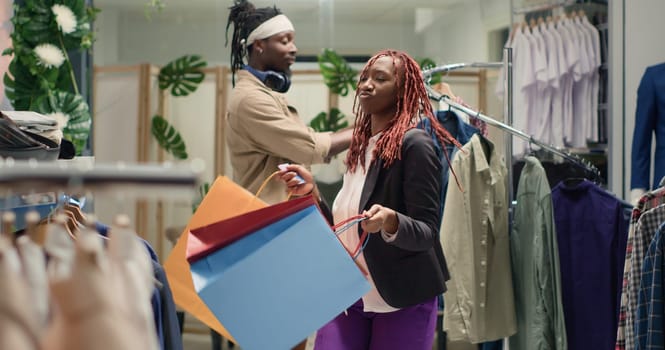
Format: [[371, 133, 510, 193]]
[[94, 0, 468, 23]]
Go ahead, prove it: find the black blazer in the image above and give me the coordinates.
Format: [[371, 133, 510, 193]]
[[359, 128, 450, 308]]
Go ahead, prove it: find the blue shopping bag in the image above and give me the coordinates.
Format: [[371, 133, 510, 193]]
[[187, 196, 370, 350]]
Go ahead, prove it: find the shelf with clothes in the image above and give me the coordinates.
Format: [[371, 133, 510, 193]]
[[504, 1, 609, 151]]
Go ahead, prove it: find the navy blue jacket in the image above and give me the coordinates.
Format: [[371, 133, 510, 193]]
[[418, 110, 479, 213], [631, 62, 665, 190]]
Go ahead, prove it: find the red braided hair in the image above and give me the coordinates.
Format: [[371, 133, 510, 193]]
[[346, 49, 462, 173]]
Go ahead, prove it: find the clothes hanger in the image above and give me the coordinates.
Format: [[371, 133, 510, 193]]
[[510, 22, 521, 43], [1, 211, 15, 238], [24, 210, 47, 246], [63, 203, 85, 223]]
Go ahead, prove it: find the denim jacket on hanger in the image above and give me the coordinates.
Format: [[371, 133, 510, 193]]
[[417, 110, 479, 215]]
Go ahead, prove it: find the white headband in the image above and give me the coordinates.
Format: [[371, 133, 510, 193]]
[[245, 14, 294, 46]]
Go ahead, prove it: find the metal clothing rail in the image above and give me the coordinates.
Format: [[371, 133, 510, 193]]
[[425, 86, 602, 180], [512, 0, 576, 15], [421, 62, 504, 78], [0, 158, 204, 199]]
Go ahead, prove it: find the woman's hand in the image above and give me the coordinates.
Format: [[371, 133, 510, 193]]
[[361, 204, 398, 234], [278, 164, 318, 198]]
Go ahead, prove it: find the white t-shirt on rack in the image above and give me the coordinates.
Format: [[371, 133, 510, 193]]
[[556, 19, 581, 146], [547, 20, 567, 148], [569, 17, 592, 148], [496, 27, 536, 156], [581, 16, 602, 142], [528, 25, 551, 146]]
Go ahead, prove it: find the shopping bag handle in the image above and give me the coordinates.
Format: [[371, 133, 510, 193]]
[[255, 171, 295, 201], [332, 215, 370, 272]]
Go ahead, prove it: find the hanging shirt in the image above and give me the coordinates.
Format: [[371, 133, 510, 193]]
[[496, 27, 535, 156], [616, 189, 665, 350], [417, 110, 479, 214], [547, 20, 568, 148], [16, 236, 49, 329], [627, 204, 665, 350], [510, 157, 567, 350], [534, 22, 560, 146], [552, 180, 629, 350], [580, 16, 602, 142], [529, 25, 552, 146], [634, 222, 665, 349], [557, 18, 581, 146], [441, 134, 516, 343], [565, 17, 592, 148]]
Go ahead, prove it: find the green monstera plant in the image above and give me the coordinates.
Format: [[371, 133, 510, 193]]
[[151, 54, 207, 160], [317, 48, 358, 97], [150, 54, 210, 212], [310, 49, 355, 134], [3, 0, 99, 154]]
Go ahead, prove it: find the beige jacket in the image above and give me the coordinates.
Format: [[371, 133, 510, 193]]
[[226, 70, 331, 204], [441, 134, 516, 343]]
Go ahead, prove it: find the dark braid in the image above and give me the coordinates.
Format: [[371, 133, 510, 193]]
[[225, 0, 281, 84], [347, 50, 462, 173]]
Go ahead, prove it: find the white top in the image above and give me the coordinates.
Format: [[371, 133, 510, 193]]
[[547, 21, 568, 148], [16, 236, 49, 328], [533, 23, 559, 145], [580, 16, 602, 142], [332, 133, 399, 313], [556, 19, 581, 146], [496, 27, 536, 156]]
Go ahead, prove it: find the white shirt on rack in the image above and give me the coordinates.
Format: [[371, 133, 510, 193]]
[[496, 27, 536, 156], [580, 16, 602, 142], [556, 18, 581, 146], [527, 25, 551, 146], [566, 19, 593, 147], [546, 20, 567, 148], [535, 22, 561, 146]]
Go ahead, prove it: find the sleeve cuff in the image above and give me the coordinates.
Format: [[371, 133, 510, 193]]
[[381, 228, 398, 242], [311, 131, 332, 164], [630, 188, 646, 206]]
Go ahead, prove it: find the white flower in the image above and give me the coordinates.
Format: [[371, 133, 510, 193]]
[[34, 44, 66, 68], [51, 4, 77, 34], [46, 112, 70, 130]]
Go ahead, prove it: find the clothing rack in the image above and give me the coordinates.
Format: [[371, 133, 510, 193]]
[[512, 0, 576, 15], [421, 62, 504, 77], [424, 85, 602, 182], [0, 158, 203, 199]]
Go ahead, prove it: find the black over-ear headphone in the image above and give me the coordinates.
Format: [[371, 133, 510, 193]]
[[243, 65, 291, 93]]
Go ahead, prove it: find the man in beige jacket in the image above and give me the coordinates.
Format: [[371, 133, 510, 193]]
[[225, 0, 352, 205]]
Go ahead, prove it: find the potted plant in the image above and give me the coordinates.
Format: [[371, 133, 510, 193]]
[[3, 0, 99, 155]]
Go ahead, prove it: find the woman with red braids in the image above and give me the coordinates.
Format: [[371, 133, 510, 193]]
[[280, 49, 460, 350]]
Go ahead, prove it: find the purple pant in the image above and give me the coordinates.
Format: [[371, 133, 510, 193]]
[[314, 297, 438, 350]]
